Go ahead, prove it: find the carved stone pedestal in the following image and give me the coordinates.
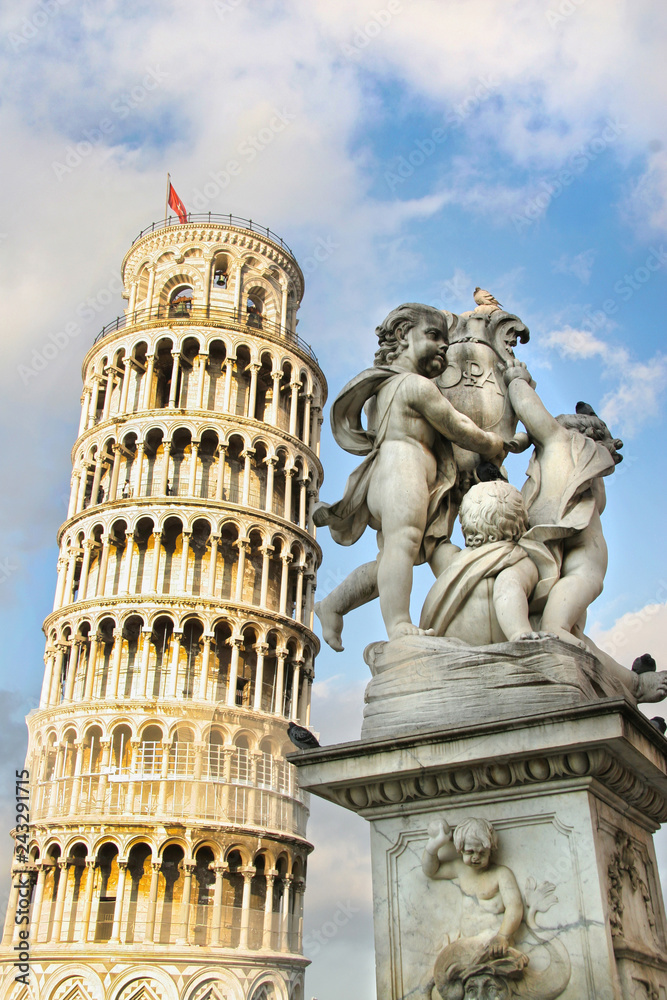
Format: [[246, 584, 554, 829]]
[[292, 699, 667, 1000]]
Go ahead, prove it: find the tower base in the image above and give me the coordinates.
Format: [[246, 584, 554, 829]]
[[292, 698, 667, 1000]]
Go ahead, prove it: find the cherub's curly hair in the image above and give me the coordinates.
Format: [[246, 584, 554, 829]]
[[374, 303, 449, 367], [453, 817, 498, 854], [459, 481, 529, 548]]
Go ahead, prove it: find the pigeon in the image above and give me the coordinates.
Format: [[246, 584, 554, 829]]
[[475, 461, 508, 484], [576, 401, 598, 417], [287, 721, 320, 750], [632, 653, 657, 674], [650, 717, 667, 735], [473, 287, 503, 310]]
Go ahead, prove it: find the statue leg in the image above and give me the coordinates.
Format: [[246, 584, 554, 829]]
[[315, 561, 379, 651], [540, 517, 607, 640]]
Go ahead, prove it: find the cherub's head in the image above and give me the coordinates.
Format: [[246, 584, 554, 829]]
[[374, 303, 453, 377], [459, 481, 529, 549], [453, 818, 498, 871], [556, 402, 623, 465]]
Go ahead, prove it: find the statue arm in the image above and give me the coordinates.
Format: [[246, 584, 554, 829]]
[[422, 819, 458, 879], [497, 867, 525, 941], [415, 378, 505, 461], [505, 372, 561, 447]]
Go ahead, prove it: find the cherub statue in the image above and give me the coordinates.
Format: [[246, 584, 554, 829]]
[[420, 480, 559, 644], [313, 304, 505, 645], [504, 361, 667, 703], [421, 817, 571, 1000]]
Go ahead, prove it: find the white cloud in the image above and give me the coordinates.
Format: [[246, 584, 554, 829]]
[[552, 249, 597, 284], [542, 326, 667, 434]]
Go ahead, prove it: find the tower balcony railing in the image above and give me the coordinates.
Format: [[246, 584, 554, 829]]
[[131, 213, 295, 256], [92, 303, 318, 364]]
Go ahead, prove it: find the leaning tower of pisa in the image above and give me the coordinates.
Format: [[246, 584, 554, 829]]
[[1, 215, 327, 1000]]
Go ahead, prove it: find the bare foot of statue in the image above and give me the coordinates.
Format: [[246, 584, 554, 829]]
[[315, 600, 345, 652], [389, 621, 436, 640], [540, 626, 587, 650], [635, 671, 667, 703]]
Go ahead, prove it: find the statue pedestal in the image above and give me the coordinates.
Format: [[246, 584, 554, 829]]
[[292, 698, 667, 999]]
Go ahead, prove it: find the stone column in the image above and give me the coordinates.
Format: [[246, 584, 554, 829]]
[[128, 281, 137, 314], [135, 628, 151, 698], [190, 743, 204, 813], [303, 394, 312, 447], [83, 633, 99, 701], [168, 353, 181, 407], [40, 650, 56, 708], [77, 392, 89, 436], [253, 643, 268, 711], [63, 551, 77, 606], [188, 441, 200, 494], [262, 870, 277, 949], [49, 646, 67, 706], [223, 358, 234, 412], [76, 464, 90, 512], [120, 532, 135, 594], [197, 353, 209, 409], [119, 358, 132, 413], [80, 860, 96, 942], [239, 867, 255, 949], [270, 371, 282, 425], [109, 860, 128, 943], [144, 861, 161, 943], [157, 741, 172, 815], [283, 467, 295, 521], [109, 444, 123, 501], [207, 536, 220, 596], [159, 442, 172, 495], [108, 629, 124, 699], [125, 740, 141, 813], [97, 741, 111, 814], [69, 740, 85, 804], [279, 874, 293, 952], [133, 442, 145, 496], [210, 863, 227, 945], [178, 532, 191, 593], [288, 381, 301, 436], [234, 537, 249, 603], [150, 531, 162, 592], [247, 363, 260, 419], [2, 871, 21, 944], [96, 534, 111, 596], [241, 449, 254, 505], [280, 282, 288, 333], [279, 553, 293, 615], [225, 636, 243, 707], [178, 861, 196, 944], [274, 650, 287, 716], [67, 471, 80, 518], [142, 354, 155, 409], [53, 557, 67, 610], [30, 864, 47, 942], [264, 457, 277, 513], [298, 479, 308, 528], [198, 635, 212, 699], [215, 445, 227, 501], [290, 659, 303, 721], [77, 541, 93, 601], [304, 572, 315, 629], [51, 859, 70, 941], [259, 544, 273, 608], [101, 372, 115, 422], [294, 879, 306, 951], [167, 632, 183, 698], [294, 565, 305, 623], [145, 265, 156, 317], [299, 670, 310, 724]]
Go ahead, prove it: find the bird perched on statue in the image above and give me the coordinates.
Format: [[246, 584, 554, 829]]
[[473, 287, 503, 312], [287, 721, 320, 750], [632, 653, 657, 674], [650, 717, 667, 735]]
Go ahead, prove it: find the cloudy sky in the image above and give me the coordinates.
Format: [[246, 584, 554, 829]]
[[1, 0, 667, 995]]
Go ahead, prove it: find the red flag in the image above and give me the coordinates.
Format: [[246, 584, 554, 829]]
[[168, 182, 188, 224]]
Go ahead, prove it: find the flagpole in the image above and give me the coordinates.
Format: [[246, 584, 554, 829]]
[[165, 172, 170, 226]]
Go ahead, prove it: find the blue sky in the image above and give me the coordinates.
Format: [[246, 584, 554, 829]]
[[1, 0, 667, 995]]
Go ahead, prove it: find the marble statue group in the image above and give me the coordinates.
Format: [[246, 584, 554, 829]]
[[314, 294, 667, 707]]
